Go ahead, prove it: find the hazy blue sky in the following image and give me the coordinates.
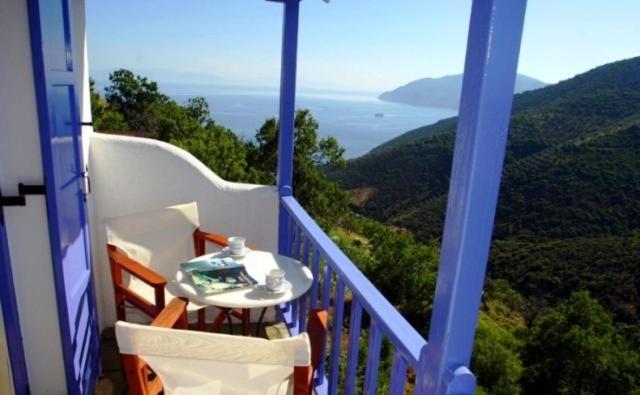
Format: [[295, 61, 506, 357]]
[[87, 0, 640, 92]]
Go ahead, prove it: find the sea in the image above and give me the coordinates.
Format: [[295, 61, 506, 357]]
[[162, 84, 456, 159]]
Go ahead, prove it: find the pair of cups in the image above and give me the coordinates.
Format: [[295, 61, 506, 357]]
[[228, 237, 286, 291]]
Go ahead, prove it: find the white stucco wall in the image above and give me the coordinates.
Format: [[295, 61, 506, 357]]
[[88, 133, 279, 328], [0, 0, 89, 393]]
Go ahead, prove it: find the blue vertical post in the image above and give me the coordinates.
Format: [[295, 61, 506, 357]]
[[417, 1, 528, 394], [275, 0, 300, 255]]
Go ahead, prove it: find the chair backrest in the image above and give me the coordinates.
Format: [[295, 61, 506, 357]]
[[105, 202, 200, 279], [116, 321, 311, 395]]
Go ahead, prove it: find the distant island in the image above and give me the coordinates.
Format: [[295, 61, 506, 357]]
[[379, 73, 547, 109]]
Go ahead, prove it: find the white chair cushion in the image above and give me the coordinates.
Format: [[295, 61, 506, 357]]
[[116, 321, 311, 395], [105, 202, 201, 280]]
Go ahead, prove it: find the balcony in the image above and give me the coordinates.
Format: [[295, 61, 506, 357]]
[[89, 132, 428, 394], [0, 0, 528, 394], [82, 0, 524, 391]]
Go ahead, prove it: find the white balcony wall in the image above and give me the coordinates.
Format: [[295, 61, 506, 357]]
[[88, 133, 279, 329]]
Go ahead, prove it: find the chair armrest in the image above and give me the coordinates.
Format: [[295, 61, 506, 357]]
[[194, 229, 228, 247], [108, 246, 167, 288], [151, 298, 189, 329], [193, 229, 229, 256]]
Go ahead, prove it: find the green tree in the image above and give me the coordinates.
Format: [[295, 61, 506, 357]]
[[523, 291, 640, 394], [473, 280, 526, 395], [249, 109, 349, 226], [171, 123, 261, 183], [104, 69, 170, 137], [332, 214, 439, 332], [90, 78, 128, 131], [185, 97, 211, 126], [473, 313, 524, 395]]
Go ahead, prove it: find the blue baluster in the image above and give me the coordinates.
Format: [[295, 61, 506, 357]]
[[322, 263, 333, 311], [297, 237, 311, 330], [328, 279, 345, 395], [344, 297, 363, 395], [290, 224, 299, 258], [310, 248, 320, 309], [290, 292, 299, 333], [317, 262, 333, 384], [302, 236, 310, 266], [363, 318, 382, 395], [389, 350, 408, 395]]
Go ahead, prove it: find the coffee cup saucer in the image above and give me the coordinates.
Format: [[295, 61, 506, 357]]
[[259, 280, 292, 295], [222, 246, 251, 258]]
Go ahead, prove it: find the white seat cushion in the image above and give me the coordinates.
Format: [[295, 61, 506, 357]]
[[116, 321, 311, 395], [105, 202, 201, 280]]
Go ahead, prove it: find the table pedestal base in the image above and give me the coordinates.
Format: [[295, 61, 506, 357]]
[[207, 307, 269, 336]]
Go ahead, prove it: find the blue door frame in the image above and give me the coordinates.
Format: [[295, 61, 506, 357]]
[[0, 193, 30, 394], [27, 0, 101, 393]]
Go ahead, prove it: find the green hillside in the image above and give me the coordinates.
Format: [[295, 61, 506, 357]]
[[372, 56, 640, 153], [332, 56, 640, 323]]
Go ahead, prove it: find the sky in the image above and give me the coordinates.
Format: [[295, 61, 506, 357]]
[[86, 0, 640, 93]]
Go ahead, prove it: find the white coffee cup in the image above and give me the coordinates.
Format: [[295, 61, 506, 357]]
[[266, 269, 285, 291], [227, 236, 246, 255]]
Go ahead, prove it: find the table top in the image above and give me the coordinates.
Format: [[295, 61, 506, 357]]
[[174, 250, 313, 309]]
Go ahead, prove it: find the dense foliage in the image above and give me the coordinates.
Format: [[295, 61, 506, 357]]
[[91, 70, 348, 224], [332, 57, 640, 393]]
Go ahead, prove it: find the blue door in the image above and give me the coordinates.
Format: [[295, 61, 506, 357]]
[[27, 0, 100, 393]]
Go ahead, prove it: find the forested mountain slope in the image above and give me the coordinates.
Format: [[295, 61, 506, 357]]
[[372, 56, 640, 153], [331, 57, 640, 322]]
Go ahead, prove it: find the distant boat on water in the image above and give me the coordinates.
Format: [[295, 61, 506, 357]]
[[374, 112, 384, 118]]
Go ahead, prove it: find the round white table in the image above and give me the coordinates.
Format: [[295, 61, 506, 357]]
[[175, 250, 313, 335]]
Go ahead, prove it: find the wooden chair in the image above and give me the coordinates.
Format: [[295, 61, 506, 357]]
[[116, 298, 328, 395], [105, 202, 228, 328]]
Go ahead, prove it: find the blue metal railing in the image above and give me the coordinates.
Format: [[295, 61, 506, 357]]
[[271, 0, 527, 393], [281, 195, 427, 394]]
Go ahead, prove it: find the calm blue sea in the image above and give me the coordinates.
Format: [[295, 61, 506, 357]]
[[164, 84, 456, 158]]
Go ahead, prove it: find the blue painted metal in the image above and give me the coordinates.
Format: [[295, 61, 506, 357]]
[[298, 236, 310, 331], [302, 236, 310, 267], [363, 319, 382, 395], [0, 193, 30, 394], [276, 0, 300, 256], [443, 366, 476, 395], [389, 351, 408, 395], [291, 296, 299, 330], [282, 196, 426, 366], [418, 1, 528, 394], [290, 222, 300, 258], [27, 0, 101, 393], [321, 263, 332, 311], [310, 249, 320, 309], [344, 297, 362, 395], [316, 262, 332, 384], [328, 279, 345, 395]]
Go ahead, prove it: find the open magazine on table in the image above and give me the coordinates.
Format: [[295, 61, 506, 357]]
[[180, 257, 257, 295]]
